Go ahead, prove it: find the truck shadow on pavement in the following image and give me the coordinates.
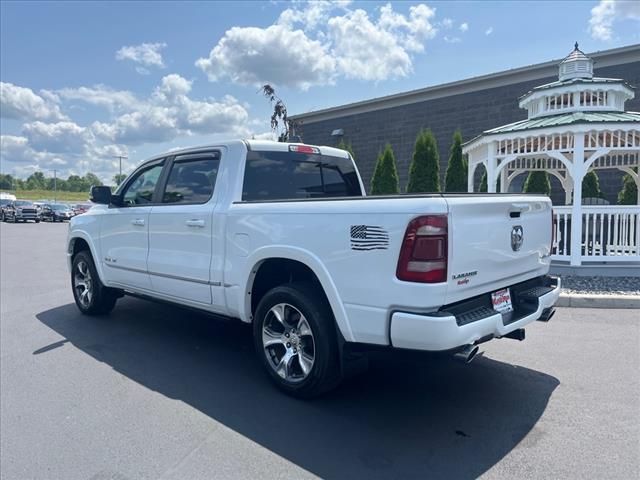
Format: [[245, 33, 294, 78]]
[[37, 297, 559, 479]]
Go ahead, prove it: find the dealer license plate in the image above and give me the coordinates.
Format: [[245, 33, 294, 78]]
[[491, 288, 513, 313]]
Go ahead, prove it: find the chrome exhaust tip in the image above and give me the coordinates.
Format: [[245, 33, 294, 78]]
[[454, 344, 479, 364]]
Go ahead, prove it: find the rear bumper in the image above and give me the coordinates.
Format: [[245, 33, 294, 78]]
[[390, 275, 561, 351]]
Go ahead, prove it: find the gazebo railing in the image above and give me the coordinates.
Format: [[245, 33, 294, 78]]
[[552, 206, 640, 262]]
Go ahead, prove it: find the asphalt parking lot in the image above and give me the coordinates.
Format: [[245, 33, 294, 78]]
[[1, 221, 638, 480]]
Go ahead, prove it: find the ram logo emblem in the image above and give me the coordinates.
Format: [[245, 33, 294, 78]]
[[511, 225, 524, 251]]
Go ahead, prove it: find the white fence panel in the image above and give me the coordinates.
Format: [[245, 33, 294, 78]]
[[552, 206, 640, 262]]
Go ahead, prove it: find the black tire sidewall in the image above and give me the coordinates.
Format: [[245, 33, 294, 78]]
[[71, 251, 117, 315], [253, 283, 340, 398]]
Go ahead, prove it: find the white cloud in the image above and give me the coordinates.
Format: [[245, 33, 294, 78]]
[[195, 25, 336, 90], [56, 85, 140, 112], [444, 36, 461, 43], [0, 82, 67, 121], [589, 0, 640, 41], [0, 135, 32, 163], [92, 73, 249, 145], [376, 3, 437, 52], [196, 2, 438, 87], [116, 42, 167, 69], [2, 75, 251, 181], [329, 9, 413, 81], [459, 22, 469, 32], [22, 121, 94, 154], [92, 108, 178, 145], [277, 0, 352, 30], [441, 17, 453, 29], [485, 26, 493, 35], [0, 134, 72, 173], [153, 73, 193, 101]]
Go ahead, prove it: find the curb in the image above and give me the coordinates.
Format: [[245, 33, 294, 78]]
[[557, 293, 640, 309]]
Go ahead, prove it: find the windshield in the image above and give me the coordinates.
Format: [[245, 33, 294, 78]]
[[15, 201, 33, 206], [52, 204, 69, 210], [0, 199, 10, 206]]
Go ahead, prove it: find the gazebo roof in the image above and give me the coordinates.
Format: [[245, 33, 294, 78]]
[[484, 111, 640, 134], [464, 111, 640, 146], [519, 77, 633, 100], [560, 43, 590, 63]]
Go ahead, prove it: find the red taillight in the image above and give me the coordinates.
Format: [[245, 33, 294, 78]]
[[396, 215, 448, 283], [289, 144, 319, 154]]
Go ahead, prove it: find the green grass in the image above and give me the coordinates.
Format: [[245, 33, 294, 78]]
[[2, 190, 89, 202]]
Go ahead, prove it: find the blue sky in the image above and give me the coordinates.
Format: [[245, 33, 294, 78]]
[[1, 0, 639, 182]]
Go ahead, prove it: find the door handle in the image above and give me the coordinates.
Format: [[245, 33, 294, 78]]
[[185, 219, 205, 228], [131, 218, 145, 226]]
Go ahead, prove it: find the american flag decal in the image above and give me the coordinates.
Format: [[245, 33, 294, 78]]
[[350, 225, 389, 251]]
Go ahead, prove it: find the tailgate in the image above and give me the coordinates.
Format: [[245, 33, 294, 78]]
[[444, 195, 552, 305]]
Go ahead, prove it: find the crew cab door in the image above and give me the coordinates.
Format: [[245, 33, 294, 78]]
[[100, 159, 165, 290], [147, 152, 220, 304]]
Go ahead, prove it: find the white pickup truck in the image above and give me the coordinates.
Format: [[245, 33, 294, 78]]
[[68, 140, 560, 397]]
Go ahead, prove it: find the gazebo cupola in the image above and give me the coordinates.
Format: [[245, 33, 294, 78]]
[[559, 42, 593, 81], [518, 43, 634, 119], [463, 44, 640, 266]]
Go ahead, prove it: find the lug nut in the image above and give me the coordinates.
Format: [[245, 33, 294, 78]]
[[286, 343, 291, 348], [293, 348, 297, 353], [285, 333, 289, 338]]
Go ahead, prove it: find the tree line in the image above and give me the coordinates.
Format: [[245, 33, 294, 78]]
[[340, 130, 636, 205], [0, 172, 128, 193]]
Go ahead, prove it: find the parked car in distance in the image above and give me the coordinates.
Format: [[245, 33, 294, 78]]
[[68, 140, 560, 398], [0, 198, 12, 221], [2, 200, 41, 223], [41, 203, 74, 222], [0, 192, 17, 201]]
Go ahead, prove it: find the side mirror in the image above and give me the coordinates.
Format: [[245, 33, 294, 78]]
[[90, 185, 113, 205]]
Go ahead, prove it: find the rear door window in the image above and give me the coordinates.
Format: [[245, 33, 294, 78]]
[[242, 150, 361, 201], [161, 153, 220, 204]]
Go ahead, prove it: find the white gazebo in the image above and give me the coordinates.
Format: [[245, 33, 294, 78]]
[[463, 44, 640, 266]]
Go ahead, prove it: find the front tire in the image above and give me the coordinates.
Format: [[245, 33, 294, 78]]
[[253, 283, 341, 398], [71, 251, 118, 315]]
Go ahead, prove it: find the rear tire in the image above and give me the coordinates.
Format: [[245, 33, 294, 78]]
[[71, 251, 118, 315], [253, 283, 341, 398]]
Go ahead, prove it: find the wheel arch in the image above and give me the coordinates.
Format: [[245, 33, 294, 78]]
[[68, 232, 105, 282], [242, 247, 354, 342]]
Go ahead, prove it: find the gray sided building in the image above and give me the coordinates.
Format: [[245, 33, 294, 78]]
[[291, 44, 640, 205]]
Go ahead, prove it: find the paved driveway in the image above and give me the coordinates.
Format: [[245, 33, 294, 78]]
[[1, 221, 638, 479]]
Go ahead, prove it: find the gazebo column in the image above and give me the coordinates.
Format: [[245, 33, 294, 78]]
[[570, 134, 585, 266], [561, 173, 573, 205], [500, 168, 509, 193], [564, 185, 573, 205], [467, 159, 476, 193], [487, 143, 497, 193]]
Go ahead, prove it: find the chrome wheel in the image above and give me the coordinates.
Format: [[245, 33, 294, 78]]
[[73, 260, 93, 308], [262, 303, 315, 383]]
